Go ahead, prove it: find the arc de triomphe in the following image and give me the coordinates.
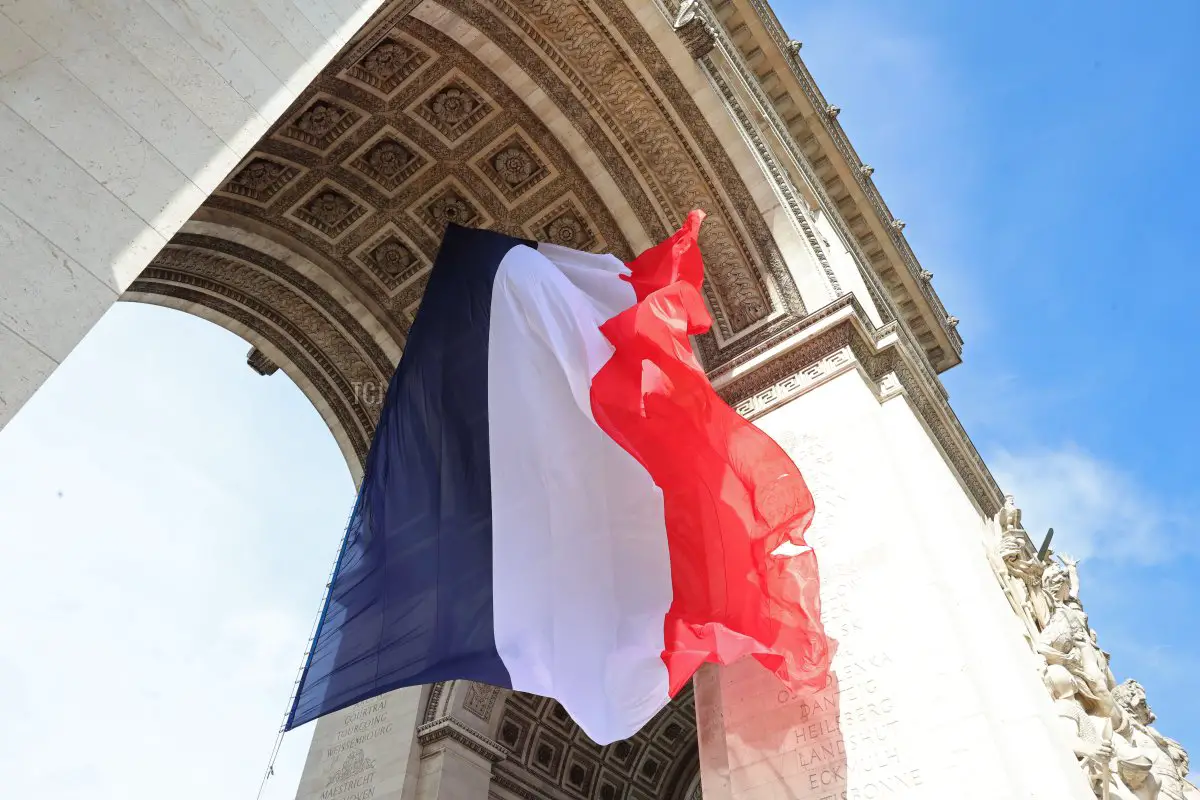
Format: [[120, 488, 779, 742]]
[[1, 2, 1190, 799]]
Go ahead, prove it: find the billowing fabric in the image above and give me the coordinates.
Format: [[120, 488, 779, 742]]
[[287, 214, 831, 744], [590, 210, 831, 697]]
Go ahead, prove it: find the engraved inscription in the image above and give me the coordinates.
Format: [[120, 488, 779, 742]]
[[763, 648, 923, 799], [316, 698, 394, 800]]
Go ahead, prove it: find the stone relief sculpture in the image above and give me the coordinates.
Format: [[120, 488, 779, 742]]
[[992, 496, 1195, 800], [1114, 681, 1193, 800], [994, 494, 1048, 626], [1037, 558, 1117, 715], [1046, 664, 1117, 796]]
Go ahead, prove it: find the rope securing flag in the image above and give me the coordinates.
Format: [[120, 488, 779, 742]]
[[287, 211, 831, 744]]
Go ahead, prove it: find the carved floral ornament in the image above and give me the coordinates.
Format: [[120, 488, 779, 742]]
[[366, 140, 413, 177], [348, 34, 429, 95], [235, 159, 288, 192], [494, 146, 537, 186], [223, 157, 297, 203], [371, 238, 416, 276], [297, 101, 343, 138], [362, 40, 411, 80], [418, 79, 492, 141], [993, 496, 1195, 799], [544, 213, 588, 247]]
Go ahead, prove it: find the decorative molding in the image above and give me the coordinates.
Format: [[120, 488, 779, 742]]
[[726, 0, 963, 363], [716, 298, 1004, 516], [690, 0, 913, 340], [674, 1, 716, 58], [246, 346, 279, 376], [464, 682, 502, 721], [423, 680, 452, 724], [699, 57, 842, 301], [418, 716, 510, 762], [166, 234, 394, 379]]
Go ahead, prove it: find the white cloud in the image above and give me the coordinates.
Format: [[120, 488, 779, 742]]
[[989, 445, 1184, 565], [0, 305, 354, 800]]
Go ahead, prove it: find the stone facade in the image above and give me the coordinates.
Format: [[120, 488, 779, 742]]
[[0, 0, 391, 430], [0, 1, 1191, 799]]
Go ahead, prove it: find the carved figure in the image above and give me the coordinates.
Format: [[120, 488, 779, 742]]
[[999, 528, 1045, 585], [1037, 558, 1116, 715], [999, 494, 1023, 533], [1046, 664, 1115, 795], [991, 495, 1046, 626], [1106, 754, 1161, 800], [1114, 681, 1191, 800]]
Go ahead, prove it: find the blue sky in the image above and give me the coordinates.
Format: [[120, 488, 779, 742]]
[[778, 0, 1200, 753], [0, 2, 1196, 797]]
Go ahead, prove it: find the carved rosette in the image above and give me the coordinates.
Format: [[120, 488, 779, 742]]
[[415, 78, 494, 142], [282, 98, 360, 151], [352, 136, 426, 192], [348, 36, 428, 94], [223, 157, 298, 203], [294, 189, 367, 239]]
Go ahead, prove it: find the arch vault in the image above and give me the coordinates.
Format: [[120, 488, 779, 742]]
[[8, 1, 1108, 799]]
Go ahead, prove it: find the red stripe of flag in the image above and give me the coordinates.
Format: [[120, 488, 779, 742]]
[[590, 209, 833, 696]]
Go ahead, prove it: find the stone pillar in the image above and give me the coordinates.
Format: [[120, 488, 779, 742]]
[[0, 0, 387, 430], [295, 682, 509, 800], [696, 366, 1095, 800], [295, 686, 427, 800], [412, 717, 506, 799]]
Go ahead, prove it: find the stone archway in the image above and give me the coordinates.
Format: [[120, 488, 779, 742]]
[[419, 679, 701, 800], [112, 2, 802, 795], [119, 0, 813, 394], [95, 1, 995, 798]]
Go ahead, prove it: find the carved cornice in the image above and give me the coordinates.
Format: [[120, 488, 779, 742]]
[[715, 297, 1003, 516], [418, 716, 510, 762], [490, 768, 541, 800], [701, 0, 963, 371]]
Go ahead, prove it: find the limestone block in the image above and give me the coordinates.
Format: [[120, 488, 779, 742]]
[[0, 321, 55, 430], [294, 686, 425, 800], [252, 0, 327, 55], [0, 204, 117, 361], [0, 56, 206, 238], [292, 0, 349, 41], [696, 368, 1096, 800], [140, 0, 289, 117], [201, 0, 307, 85], [75, 0, 269, 153], [0, 11, 42, 76], [0, 106, 166, 292], [1, 0, 236, 186]]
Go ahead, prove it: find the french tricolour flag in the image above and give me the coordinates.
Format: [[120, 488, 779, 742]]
[[287, 212, 831, 744]]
